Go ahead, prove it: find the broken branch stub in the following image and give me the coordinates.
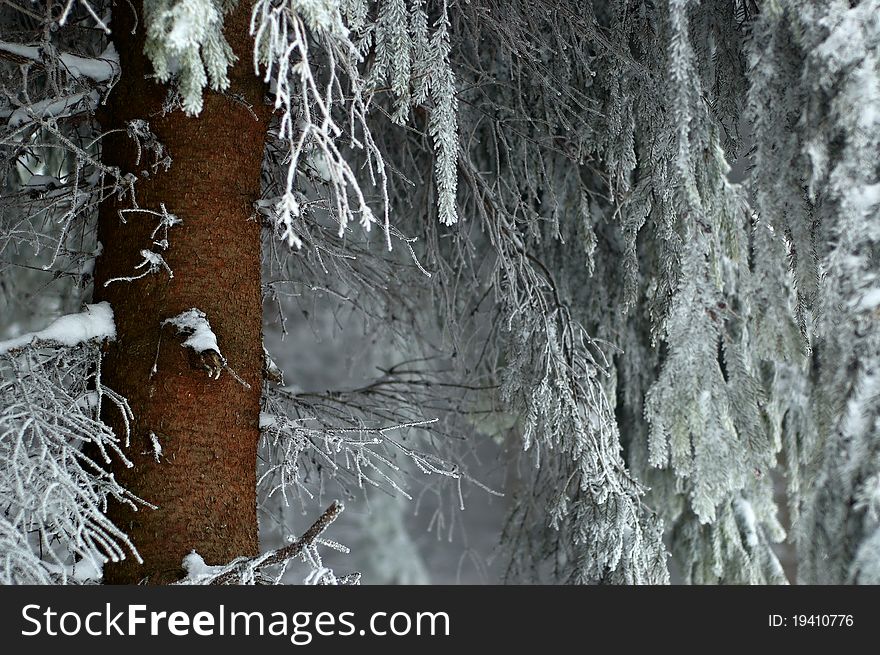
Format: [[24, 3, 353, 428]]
[[161, 309, 250, 388]]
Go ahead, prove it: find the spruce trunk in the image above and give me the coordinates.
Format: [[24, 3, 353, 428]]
[[93, 3, 269, 584]]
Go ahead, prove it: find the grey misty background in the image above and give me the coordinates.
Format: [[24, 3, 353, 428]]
[[269, 144, 797, 585], [262, 292, 509, 583]]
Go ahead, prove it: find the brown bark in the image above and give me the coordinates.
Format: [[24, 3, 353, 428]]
[[93, 2, 270, 584]]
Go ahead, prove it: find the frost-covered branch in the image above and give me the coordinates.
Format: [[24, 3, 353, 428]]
[[260, 385, 458, 504], [142, 0, 237, 115], [252, 0, 389, 248], [0, 304, 144, 583], [178, 501, 355, 584]]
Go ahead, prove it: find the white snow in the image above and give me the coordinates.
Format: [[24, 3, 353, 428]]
[[160, 309, 253, 386], [0, 302, 115, 355], [149, 432, 163, 463], [734, 498, 759, 549], [140, 251, 171, 274], [263, 346, 284, 384], [181, 551, 224, 581], [75, 391, 100, 412], [841, 373, 878, 440], [163, 308, 220, 355], [861, 105, 879, 130], [304, 566, 335, 585], [274, 193, 304, 249], [0, 42, 119, 83], [852, 183, 880, 211], [8, 90, 98, 128], [856, 287, 880, 311]]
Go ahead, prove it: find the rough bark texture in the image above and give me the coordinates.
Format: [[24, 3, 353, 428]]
[[93, 3, 270, 584]]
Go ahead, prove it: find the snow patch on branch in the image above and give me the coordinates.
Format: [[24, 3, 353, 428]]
[[0, 302, 115, 355], [7, 90, 99, 128], [181, 551, 225, 582], [262, 346, 284, 385], [0, 310, 143, 583], [164, 308, 221, 357], [177, 502, 353, 585], [0, 42, 119, 83], [161, 309, 249, 387]]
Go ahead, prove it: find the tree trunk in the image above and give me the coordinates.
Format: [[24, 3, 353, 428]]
[[93, 2, 270, 584]]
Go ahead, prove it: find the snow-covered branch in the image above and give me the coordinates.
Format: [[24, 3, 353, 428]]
[[0, 302, 115, 355], [0, 305, 144, 583], [178, 501, 355, 585], [0, 41, 119, 83]]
